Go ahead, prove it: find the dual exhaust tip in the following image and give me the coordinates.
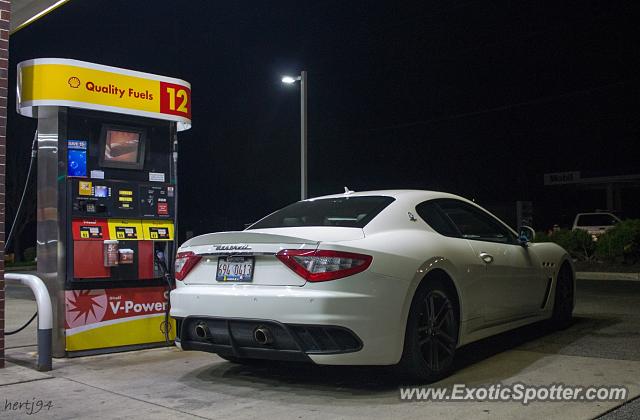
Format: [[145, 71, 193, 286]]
[[194, 323, 209, 339], [253, 326, 273, 345], [194, 323, 273, 346]]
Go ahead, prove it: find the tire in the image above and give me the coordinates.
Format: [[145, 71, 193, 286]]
[[550, 263, 574, 330], [399, 277, 459, 383]]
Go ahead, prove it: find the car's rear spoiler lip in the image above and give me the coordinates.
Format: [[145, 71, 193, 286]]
[[182, 231, 321, 247]]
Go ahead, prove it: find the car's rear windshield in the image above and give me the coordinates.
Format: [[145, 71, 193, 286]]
[[248, 196, 395, 229], [576, 214, 618, 227]]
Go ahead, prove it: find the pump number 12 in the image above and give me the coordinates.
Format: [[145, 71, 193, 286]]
[[160, 82, 192, 118]]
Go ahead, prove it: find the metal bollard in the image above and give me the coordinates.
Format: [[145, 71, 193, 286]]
[[5, 273, 53, 371]]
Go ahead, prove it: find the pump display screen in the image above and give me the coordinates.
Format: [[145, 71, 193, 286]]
[[67, 139, 88, 177], [94, 185, 109, 197], [99, 125, 146, 170], [67, 149, 87, 177], [105, 130, 140, 163]]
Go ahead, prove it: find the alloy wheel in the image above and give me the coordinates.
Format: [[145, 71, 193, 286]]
[[417, 290, 456, 372]]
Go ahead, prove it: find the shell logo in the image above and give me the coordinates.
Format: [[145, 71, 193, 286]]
[[68, 76, 81, 88]]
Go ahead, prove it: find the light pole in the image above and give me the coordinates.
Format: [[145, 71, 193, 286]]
[[282, 71, 307, 200]]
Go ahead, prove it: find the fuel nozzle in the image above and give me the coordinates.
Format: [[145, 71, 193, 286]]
[[155, 250, 169, 275]]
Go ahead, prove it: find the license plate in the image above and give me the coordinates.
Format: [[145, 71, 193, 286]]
[[216, 256, 254, 282]]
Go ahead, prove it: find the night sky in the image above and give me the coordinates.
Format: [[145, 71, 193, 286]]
[[7, 0, 640, 238]]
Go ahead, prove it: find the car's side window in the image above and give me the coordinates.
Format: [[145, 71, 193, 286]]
[[436, 199, 517, 244], [415, 201, 460, 237]]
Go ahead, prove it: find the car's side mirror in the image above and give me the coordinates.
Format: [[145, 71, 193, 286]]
[[518, 226, 535, 246]]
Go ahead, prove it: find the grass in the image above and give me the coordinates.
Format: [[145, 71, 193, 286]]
[[5, 260, 36, 268]]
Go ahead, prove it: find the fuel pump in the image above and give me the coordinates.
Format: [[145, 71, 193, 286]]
[[16, 58, 191, 356]]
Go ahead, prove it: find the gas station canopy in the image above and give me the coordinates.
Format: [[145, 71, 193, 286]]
[[10, 0, 72, 33]]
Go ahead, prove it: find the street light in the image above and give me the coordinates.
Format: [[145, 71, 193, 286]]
[[281, 71, 307, 200]]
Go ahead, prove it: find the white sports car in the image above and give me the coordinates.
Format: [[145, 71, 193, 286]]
[[170, 190, 574, 381]]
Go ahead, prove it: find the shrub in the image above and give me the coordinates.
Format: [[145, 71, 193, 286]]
[[595, 220, 640, 264], [534, 231, 552, 243], [23, 246, 36, 262], [536, 229, 596, 261]]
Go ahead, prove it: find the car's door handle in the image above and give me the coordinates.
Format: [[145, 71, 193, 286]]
[[479, 252, 494, 264]]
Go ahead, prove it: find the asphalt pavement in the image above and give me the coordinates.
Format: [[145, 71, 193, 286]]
[[1, 278, 639, 419]]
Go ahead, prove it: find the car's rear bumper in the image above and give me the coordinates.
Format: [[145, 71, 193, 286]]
[[169, 278, 409, 365], [174, 316, 362, 362]]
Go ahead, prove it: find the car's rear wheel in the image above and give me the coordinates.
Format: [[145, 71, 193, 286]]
[[400, 278, 459, 383], [550, 263, 574, 330]]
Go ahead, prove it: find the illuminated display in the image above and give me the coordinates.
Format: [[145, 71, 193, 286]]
[[68, 139, 88, 177], [94, 186, 109, 197], [105, 130, 140, 163], [68, 149, 87, 177], [99, 125, 146, 170]]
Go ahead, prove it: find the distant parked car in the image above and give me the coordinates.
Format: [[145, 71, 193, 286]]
[[572, 212, 621, 240]]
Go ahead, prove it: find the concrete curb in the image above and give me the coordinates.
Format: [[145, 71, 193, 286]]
[[577, 272, 640, 281]]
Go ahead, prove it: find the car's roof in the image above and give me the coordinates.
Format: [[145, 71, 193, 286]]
[[264, 189, 518, 236], [302, 189, 517, 235], [306, 189, 464, 203]]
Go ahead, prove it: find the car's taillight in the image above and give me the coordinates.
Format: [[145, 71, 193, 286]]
[[174, 251, 201, 281], [276, 249, 372, 282]]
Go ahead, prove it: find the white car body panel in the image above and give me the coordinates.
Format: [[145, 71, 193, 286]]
[[171, 190, 573, 365]]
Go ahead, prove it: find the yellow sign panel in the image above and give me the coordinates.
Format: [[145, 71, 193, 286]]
[[107, 219, 144, 241], [17, 58, 191, 130], [142, 220, 174, 241], [66, 315, 175, 351], [78, 181, 92, 196]]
